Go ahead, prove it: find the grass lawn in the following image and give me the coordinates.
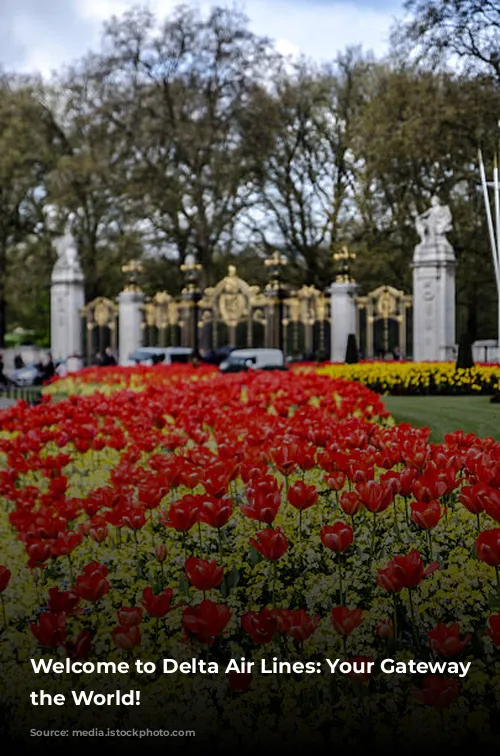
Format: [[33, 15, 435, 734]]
[[383, 395, 500, 442]]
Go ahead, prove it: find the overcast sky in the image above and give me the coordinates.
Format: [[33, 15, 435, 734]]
[[0, 0, 406, 77]]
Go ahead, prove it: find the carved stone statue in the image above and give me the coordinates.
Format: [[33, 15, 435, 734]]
[[414, 196, 452, 244], [53, 226, 82, 274]]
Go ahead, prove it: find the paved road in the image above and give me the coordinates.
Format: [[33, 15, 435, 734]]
[[0, 398, 16, 410]]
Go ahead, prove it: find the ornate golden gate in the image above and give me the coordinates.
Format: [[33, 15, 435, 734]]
[[355, 285, 413, 359], [81, 297, 118, 364], [140, 264, 331, 359]]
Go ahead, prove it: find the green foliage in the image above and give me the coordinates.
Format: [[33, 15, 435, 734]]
[[0, 4, 499, 344], [392, 0, 500, 82]]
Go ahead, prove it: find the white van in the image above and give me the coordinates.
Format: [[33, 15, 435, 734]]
[[126, 347, 193, 366], [219, 348, 286, 373]]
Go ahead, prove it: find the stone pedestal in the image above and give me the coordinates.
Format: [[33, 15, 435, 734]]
[[50, 233, 85, 361], [118, 289, 145, 365], [412, 239, 456, 361], [330, 281, 358, 362]]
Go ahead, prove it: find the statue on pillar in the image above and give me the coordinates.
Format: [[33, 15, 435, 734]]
[[53, 224, 82, 275], [414, 196, 452, 244]]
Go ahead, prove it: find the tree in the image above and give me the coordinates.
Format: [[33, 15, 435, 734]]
[[392, 0, 500, 81], [349, 65, 500, 339], [44, 57, 142, 302], [0, 74, 60, 346], [89, 4, 278, 287], [250, 50, 370, 289]]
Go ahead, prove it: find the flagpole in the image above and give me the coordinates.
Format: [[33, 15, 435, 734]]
[[478, 148, 500, 344], [495, 150, 500, 287]]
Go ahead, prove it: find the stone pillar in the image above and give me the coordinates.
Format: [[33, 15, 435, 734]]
[[118, 288, 145, 365], [412, 240, 456, 361], [50, 231, 85, 361], [330, 281, 358, 362]]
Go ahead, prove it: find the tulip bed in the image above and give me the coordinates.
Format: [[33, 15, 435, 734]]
[[317, 361, 500, 395], [1, 367, 500, 749]]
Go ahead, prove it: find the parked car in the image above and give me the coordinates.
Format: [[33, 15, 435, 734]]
[[8, 359, 66, 387], [219, 348, 286, 373], [126, 346, 193, 366], [201, 345, 235, 366]]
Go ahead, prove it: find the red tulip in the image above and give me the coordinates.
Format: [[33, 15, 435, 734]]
[[88, 523, 108, 543], [184, 557, 224, 591], [30, 612, 66, 648], [346, 656, 374, 684], [228, 671, 253, 691], [241, 608, 279, 644], [66, 629, 92, 659], [160, 496, 199, 531], [458, 484, 484, 515], [112, 624, 141, 650], [376, 618, 394, 639], [0, 566, 11, 593], [116, 607, 143, 626], [46, 587, 80, 615], [427, 622, 471, 657], [74, 562, 110, 602], [140, 587, 174, 617], [122, 508, 146, 531], [155, 543, 167, 563], [339, 491, 363, 516], [486, 614, 500, 646], [287, 480, 318, 511], [197, 495, 232, 529], [410, 499, 442, 530], [376, 562, 405, 593], [51, 531, 83, 557], [324, 471, 346, 492], [476, 528, 500, 566], [281, 609, 320, 642], [242, 475, 282, 524], [203, 463, 231, 498], [331, 606, 364, 636], [26, 541, 52, 569], [356, 480, 393, 513], [478, 487, 500, 523], [182, 599, 231, 643], [320, 522, 353, 553], [270, 442, 300, 476], [250, 527, 288, 560], [377, 550, 439, 593], [413, 675, 459, 709]]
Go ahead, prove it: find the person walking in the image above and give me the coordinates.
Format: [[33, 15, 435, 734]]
[[101, 347, 117, 366], [0, 353, 8, 386]]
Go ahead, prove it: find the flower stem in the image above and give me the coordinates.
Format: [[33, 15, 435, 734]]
[[218, 528, 223, 558], [393, 498, 401, 544], [272, 561, 277, 608], [393, 594, 398, 651], [338, 555, 344, 605], [0, 595, 7, 628], [407, 588, 421, 651], [427, 529, 433, 561], [369, 513, 377, 565]]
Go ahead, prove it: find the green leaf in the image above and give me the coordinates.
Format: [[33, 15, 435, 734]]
[[488, 591, 500, 610], [178, 575, 190, 598], [248, 546, 263, 565]]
